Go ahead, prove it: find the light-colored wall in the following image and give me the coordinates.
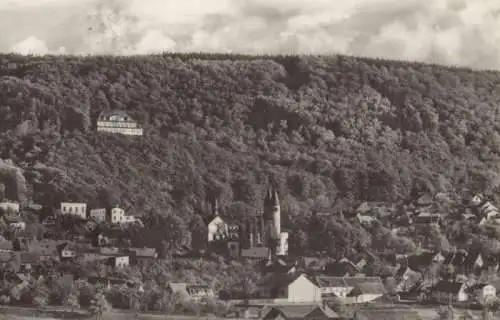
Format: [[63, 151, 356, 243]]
[[287, 274, 321, 303], [90, 209, 106, 222], [111, 207, 124, 223], [320, 286, 353, 298], [0, 202, 20, 213], [353, 293, 384, 303], [61, 203, 87, 219], [97, 125, 143, 136], [115, 256, 129, 268], [208, 216, 228, 242], [278, 232, 289, 256]]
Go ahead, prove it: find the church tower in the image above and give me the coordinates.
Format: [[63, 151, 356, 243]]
[[263, 184, 281, 255]]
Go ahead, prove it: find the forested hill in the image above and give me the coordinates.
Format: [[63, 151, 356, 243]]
[[1, 53, 500, 231]]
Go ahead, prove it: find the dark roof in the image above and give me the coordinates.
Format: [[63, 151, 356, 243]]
[[98, 110, 135, 122], [304, 305, 340, 319], [431, 281, 464, 294], [323, 261, 358, 276], [257, 272, 304, 290], [345, 277, 386, 295], [313, 276, 347, 288], [262, 305, 320, 320], [443, 251, 469, 267], [20, 252, 40, 264]]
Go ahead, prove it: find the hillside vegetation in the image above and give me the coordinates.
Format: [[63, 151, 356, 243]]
[[1, 53, 500, 256]]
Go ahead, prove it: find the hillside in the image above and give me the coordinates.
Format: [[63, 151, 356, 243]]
[[1, 52, 500, 256]]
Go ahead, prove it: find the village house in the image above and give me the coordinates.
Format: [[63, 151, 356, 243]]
[[465, 283, 496, 305], [257, 273, 322, 303], [314, 276, 353, 300], [89, 208, 107, 222], [96, 110, 144, 136], [126, 247, 158, 261], [107, 255, 129, 268], [57, 242, 78, 260], [429, 281, 468, 304], [344, 277, 387, 303], [168, 282, 215, 301], [261, 257, 297, 275], [3, 214, 25, 232], [0, 201, 20, 214], [323, 261, 361, 277], [392, 265, 422, 294], [110, 206, 140, 225], [60, 202, 87, 220]]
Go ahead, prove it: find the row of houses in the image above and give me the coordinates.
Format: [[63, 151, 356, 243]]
[[59, 202, 141, 225]]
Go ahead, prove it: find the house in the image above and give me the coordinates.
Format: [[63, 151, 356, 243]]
[[344, 277, 386, 303], [414, 212, 441, 225], [168, 282, 215, 301], [80, 248, 108, 262], [27, 240, 63, 261], [313, 276, 353, 299], [256, 273, 322, 303], [57, 242, 78, 260], [19, 252, 40, 273], [429, 281, 468, 304], [60, 202, 87, 219], [97, 110, 143, 136], [41, 215, 57, 226], [356, 214, 376, 226], [3, 215, 25, 232], [465, 284, 496, 305], [0, 201, 20, 214], [110, 206, 140, 225], [262, 258, 297, 275], [127, 247, 157, 260], [107, 255, 129, 268], [89, 208, 107, 223], [261, 304, 340, 320], [394, 266, 422, 293]]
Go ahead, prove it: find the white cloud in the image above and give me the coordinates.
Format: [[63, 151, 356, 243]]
[[1, 0, 500, 69]]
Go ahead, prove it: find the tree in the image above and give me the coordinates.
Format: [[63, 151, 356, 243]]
[[89, 291, 109, 320], [189, 214, 207, 252]]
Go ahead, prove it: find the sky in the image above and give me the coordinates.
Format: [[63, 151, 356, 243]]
[[1, 0, 500, 69]]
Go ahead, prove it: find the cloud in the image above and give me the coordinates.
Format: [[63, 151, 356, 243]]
[[1, 0, 500, 69]]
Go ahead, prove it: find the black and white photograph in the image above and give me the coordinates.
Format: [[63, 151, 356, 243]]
[[0, 0, 500, 319]]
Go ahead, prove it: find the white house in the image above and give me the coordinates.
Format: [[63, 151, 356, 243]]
[[0, 201, 20, 214], [283, 273, 322, 303], [60, 203, 87, 219], [89, 208, 107, 222], [207, 215, 229, 242], [109, 206, 138, 225], [97, 110, 143, 136], [110, 255, 129, 268]]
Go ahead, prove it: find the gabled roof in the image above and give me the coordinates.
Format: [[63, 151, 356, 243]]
[[431, 281, 465, 294], [313, 276, 348, 288], [345, 277, 386, 295], [262, 305, 320, 320], [304, 305, 340, 319]]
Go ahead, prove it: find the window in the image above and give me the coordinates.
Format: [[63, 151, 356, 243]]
[[69, 207, 72, 213]]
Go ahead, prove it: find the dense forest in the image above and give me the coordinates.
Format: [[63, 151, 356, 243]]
[[1, 52, 500, 258]]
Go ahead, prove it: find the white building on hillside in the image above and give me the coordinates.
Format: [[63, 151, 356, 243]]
[[60, 203, 87, 219], [97, 110, 143, 136]]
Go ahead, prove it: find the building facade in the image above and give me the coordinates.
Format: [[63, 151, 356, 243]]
[[60, 203, 87, 219], [97, 110, 143, 136]]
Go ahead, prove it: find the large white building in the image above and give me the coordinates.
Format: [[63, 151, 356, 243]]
[[60, 202, 87, 219], [97, 110, 143, 136]]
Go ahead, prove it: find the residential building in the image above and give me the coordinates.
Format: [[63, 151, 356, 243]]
[[168, 282, 214, 301], [466, 284, 496, 305], [429, 281, 468, 304], [89, 208, 107, 222], [108, 255, 129, 268], [57, 242, 77, 260], [314, 276, 353, 299], [345, 277, 386, 303], [60, 202, 87, 219], [0, 201, 20, 214], [97, 110, 143, 136], [3, 215, 25, 232], [257, 273, 322, 303]]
